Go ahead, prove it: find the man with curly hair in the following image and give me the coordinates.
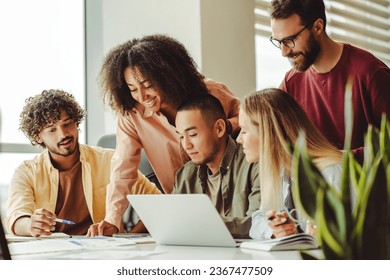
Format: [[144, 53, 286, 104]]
[[5, 89, 160, 237]]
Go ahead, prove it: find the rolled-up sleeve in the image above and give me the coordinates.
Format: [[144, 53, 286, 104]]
[[105, 114, 144, 229], [249, 209, 273, 240], [105, 114, 162, 229], [5, 164, 36, 233]]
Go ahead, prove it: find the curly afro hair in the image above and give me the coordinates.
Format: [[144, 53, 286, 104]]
[[99, 34, 209, 115], [19, 89, 85, 148]]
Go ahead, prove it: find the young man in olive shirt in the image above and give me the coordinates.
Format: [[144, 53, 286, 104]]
[[174, 95, 260, 238]]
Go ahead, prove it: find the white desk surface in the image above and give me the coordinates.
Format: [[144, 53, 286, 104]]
[[11, 239, 322, 260]]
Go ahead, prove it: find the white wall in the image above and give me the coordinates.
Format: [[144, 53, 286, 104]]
[[86, 0, 255, 145], [200, 0, 255, 96], [101, 0, 202, 66]]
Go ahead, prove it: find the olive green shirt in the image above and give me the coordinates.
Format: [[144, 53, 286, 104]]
[[173, 137, 260, 238]]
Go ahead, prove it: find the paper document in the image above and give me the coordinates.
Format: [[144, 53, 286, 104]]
[[8, 236, 136, 255], [6, 232, 70, 242]]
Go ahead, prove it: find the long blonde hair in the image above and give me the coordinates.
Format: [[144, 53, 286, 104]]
[[242, 88, 342, 210]]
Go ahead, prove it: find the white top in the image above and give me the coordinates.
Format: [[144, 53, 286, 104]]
[[249, 164, 343, 240]]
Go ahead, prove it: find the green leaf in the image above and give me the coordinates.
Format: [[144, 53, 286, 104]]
[[348, 152, 361, 195], [380, 115, 390, 166], [354, 161, 368, 218], [325, 187, 348, 245], [363, 126, 380, 170], [343, 76, 354, 151], [320, 235, 344, 260], [354, 156, 389, 259], [292, 133, 329, 219], [387, 164, 390, 203], [316, 188, 344, 259], [354, 126, 381, 221], [386, 163, 390, 259], [339, 150, 353, 239], [292, 134, 317, 219]]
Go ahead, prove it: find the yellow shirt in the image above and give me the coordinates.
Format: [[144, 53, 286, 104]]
[[5, 144, 160, 234]]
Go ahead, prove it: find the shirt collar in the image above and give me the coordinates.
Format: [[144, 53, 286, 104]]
[[43, 143, 84, 170]]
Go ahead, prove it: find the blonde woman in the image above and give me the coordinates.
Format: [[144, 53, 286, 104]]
[[236, 88, 343, 240]]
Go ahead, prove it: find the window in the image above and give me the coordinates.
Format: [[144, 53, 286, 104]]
[[324, 0, 390, 66], [254, 0, 390, 89], [0, 0, 85, 218]]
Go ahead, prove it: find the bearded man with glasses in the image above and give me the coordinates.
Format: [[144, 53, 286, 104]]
[[269, 0, 390, 162]]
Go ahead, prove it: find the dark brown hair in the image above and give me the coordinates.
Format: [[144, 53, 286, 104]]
[[177, 94, 227, 129], [269, 0, 327, 29], [19, 89, 85, 147], [100, 34, 209, 115]]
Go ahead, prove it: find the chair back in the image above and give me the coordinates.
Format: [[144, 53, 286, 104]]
[[97, 134, 155, 178]]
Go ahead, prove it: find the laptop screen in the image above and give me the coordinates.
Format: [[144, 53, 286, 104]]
[[0, 214, 11, 260]]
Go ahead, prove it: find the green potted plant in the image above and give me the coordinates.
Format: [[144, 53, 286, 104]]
[[291, 85, 390, 259]]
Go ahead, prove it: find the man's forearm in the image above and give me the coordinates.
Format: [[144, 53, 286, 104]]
[[222, 216, 251, 239], [13, 216, 32, 236]]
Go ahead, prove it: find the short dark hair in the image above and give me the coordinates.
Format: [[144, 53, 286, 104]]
[[100, 34, 209, 115], [19, 89, 85, 148], [269, 0, 327, 29], [177, 94, 227, 128]]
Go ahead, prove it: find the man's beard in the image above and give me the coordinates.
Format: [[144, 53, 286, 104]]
[[288, 33, 321, 72], [47, 136, 77, 157]]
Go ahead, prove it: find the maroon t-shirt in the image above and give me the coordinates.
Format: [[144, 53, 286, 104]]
[[281, 44, 390, 160]]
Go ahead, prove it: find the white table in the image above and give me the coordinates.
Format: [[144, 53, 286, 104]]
[[11, 240, 322, 260]]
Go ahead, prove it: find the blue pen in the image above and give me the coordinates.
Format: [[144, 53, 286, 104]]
[[51, 217, 76, 225]]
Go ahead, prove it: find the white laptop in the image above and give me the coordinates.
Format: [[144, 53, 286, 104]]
[[0, 215, 11, 260], [127, 194, 239, 247]]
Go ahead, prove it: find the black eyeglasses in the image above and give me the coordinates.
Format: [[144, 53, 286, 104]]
[[269, 24, 311, 49]]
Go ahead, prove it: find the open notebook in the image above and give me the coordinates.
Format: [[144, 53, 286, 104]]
[[240, 233, 319, 251], [127, 194, 240, 247]]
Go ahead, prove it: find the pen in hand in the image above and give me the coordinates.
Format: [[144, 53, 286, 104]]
[[268, 211, 289, 223], [268, 208, 295, 222], [268, 214, 286, 221], [51, 217, 76, 225]]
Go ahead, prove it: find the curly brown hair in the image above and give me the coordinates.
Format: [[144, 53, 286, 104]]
[[99, 34, 209, 115], [19, 89, 86, 147]]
